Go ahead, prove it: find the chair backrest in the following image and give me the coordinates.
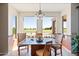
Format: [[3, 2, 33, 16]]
[[61, 34, 65, 44], [55, 33, 64, 44], [17, 33, 26, 44], [43, 41, 52, 56]]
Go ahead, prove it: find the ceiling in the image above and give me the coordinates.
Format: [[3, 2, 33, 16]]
[[10, 3, 69, 12]]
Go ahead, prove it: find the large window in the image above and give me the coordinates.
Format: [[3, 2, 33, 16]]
[[62, 15, 67, 34], [24, 16, 37, 38], [43, 17, 53, 38], [11, 16, 17, 36], [23, 16, 53, 38]]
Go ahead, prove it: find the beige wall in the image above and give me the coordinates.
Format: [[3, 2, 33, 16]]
[[0, 3, 8, 55], [56, 14, 62, 33], [17, 13, 24, 33]]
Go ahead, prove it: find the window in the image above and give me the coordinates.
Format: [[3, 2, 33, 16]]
[[11, 16, 17, 36], [24, 16, 37, 38], [43, 17, 53, 38]]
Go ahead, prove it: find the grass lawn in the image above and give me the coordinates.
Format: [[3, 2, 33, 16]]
[[43, 30, 52, 33], [24, 29, 52, 33], [64, 28, 67, 32], [24, 29, 36, 33]]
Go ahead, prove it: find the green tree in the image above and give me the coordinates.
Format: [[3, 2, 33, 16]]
[[44, 26, 52, 30], [12, 27, 16, 35]]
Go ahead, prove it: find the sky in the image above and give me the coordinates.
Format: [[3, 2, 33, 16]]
[[11, 16, 16, 27], [11, 16, 53, 28], [24, 16, 53, 28], [24, 17, 37, 28], [43, 17, 52, 28]]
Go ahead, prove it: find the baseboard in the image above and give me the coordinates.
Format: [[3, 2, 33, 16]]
[[0, 52, 8, 56]]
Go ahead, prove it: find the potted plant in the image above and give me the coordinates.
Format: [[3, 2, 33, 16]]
[[72, 34, 79, 55], [75, 35, 79, 55], [36, 36, 43, 43]]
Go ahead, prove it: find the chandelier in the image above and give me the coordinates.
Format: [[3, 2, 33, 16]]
[[36, 3, 44, 18]]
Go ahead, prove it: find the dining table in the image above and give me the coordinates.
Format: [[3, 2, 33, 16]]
[[19, 38, 56, 56]]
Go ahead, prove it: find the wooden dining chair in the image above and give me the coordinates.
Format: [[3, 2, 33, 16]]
[[52, 33, 65, 56], [17, 33, 29, 56], [36, 41, 52, 56]]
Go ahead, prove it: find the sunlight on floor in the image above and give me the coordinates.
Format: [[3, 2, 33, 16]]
[[12, 38, 18, 51]]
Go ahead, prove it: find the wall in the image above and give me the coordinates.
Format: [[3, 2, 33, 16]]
[[17, 13, 24, 33], [71, 3, 79, 35], [60, 3, 71, 52], [0, 3, 8, 55], [61, 4, 71, 35], [56, 14, 62, 33]]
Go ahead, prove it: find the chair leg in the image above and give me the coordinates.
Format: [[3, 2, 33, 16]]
[[61, 48, 62, 56], [18, 47, 20, 56], [54, 49, 57, 56], [50, 50, 51, 56], [27, 46, 29, 53]]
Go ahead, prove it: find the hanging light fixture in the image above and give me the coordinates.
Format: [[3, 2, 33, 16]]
[[36, 3, 44, 18]]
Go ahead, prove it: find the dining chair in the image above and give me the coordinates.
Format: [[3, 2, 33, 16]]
[[17, 33, 29, 56], [52, 33, 65, 56], [36, 41, 52, 56]]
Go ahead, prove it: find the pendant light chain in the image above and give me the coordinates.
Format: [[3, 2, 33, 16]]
[[39, 3, 41, 10]]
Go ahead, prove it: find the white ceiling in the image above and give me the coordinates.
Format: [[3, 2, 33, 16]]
[[10, 3, 69, 12]]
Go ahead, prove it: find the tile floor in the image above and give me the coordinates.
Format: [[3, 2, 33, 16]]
[[6, 36, 74, 56], [5, 46, 72, 56]]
